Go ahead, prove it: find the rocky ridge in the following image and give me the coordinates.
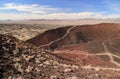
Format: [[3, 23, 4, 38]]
[[0, 34, 120, 79], [0, 24, 64, 40], [26, 23, 120, 69], [0, 23, 120, 79]]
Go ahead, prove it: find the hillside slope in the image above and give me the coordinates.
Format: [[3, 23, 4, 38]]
[[26, 23, 120, 69]]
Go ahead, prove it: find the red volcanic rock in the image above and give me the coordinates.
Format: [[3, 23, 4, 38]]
[[1, 22, 120, 78], [2, 34, 120, 79], [27, 23, 120, 50], [49, 23, 120, 50], [26, 26, 71, 47], [26, 23, 120, 70]]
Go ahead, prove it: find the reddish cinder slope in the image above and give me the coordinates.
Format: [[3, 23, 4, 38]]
[[26, 26, 71, 47], [55, 39, 120, 69], [48, 23, 120, 50], [27, 23, 120, 49], [26, 23, 120, 69]]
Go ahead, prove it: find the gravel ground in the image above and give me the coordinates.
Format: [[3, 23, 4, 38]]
[[0, 34, 120, 79]]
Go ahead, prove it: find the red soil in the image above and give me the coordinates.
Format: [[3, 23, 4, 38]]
[[26, 23, 120, 68]]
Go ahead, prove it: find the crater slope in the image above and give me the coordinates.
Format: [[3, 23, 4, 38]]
[[27, 23, 120, 69], [1, 34, 120, 79]]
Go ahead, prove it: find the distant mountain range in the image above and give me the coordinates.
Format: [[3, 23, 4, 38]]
[[0, 18, 120, 25]]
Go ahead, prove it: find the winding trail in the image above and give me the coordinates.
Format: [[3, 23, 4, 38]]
[[40, 26, 76, 48], [102, 42, 120, 67], [38, 25, 120, 71], [82, 65, 120, 71], [53, 41, 120, 70]]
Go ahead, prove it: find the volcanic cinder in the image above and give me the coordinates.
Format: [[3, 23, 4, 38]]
[[1, 23, 120, 79], [27, 23, 120, 69]]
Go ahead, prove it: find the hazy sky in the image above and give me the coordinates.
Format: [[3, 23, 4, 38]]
[[0, 0, 120, 20]]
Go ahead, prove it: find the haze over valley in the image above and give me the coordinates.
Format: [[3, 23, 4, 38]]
[[0, 0, 120, 79]]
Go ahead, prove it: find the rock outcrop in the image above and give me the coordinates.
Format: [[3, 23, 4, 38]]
[[1, 34, 120, 79], [0, 34, 77, 79], [1, 23, 120, 79]]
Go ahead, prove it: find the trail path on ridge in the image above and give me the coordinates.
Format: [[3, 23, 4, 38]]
[[40, 26, 76, 48]]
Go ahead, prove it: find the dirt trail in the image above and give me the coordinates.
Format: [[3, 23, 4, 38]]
[[40, 26, 76, 48], [84, 42, 120, 68], [102, 42, 120, 67], [33, 23, 120, 71], [82, 65, 120, 71], [53, 41, 120, 70]]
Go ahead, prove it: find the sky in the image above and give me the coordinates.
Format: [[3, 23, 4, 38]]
[[0, 0, 120, 20]]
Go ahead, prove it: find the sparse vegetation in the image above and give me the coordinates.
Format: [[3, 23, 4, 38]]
[[0, 23, 120, 79]]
